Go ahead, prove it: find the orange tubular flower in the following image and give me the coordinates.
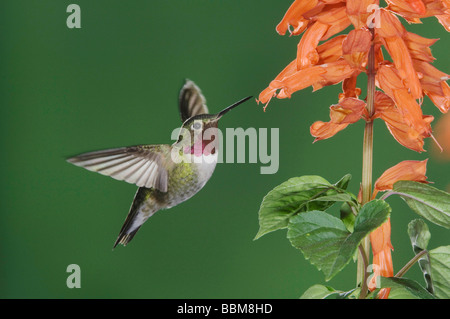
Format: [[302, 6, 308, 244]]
[[258, 0, 449, 153], [369, 218, 394, 299], [346, 0, 380, 29], [276, 0, 319, 36], [373, 159, 428, 197], [376, 64, 431, 136], [385, 0, 427, 18], [311, 98, 367, 141], [386, 0, 450, 25], [297, 21, 329, 69], [317, 34, 346, 63], [370, 159, 429, 298], [342, 29, 372, 69], [315, 3, 352, 41], [373, 91, 434, 152], [404, 32, 438, 62], [377, 9, 423, 99], [413, 60, 450, 113]]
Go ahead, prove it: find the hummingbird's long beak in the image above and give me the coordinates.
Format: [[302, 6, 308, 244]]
[[215, 96, 253, 120]]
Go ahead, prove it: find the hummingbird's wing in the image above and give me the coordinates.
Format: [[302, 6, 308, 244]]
[[67, 145, 171, 192], [179, 79, 209, 122]]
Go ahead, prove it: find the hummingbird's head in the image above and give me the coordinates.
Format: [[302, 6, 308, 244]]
[[175, 96, 252, 155]]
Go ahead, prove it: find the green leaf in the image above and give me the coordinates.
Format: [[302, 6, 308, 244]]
[[311, 193, 355, 203], [343, 287, 360, 299], [300, 284, 357, 299], [379, 277, 436, 299], [288, 211, 349, 281], [287, 200, 390, 281], [340, 202, 355, 232], [312, 174, 357, 204], [429, 245, 450, 299], [365, 289, 382, 299], [407, 219, 433, 293], [334, 200, 391, 272], [393, 181, 450, 229], [255, 175, 350, 239], [407, 219, 431, 252], [300, 285, 342, 299], [387, 288, 421, 299], [324, 288, 358, 299], [352, 200, 391, 241], [334, 174, 352, 190]]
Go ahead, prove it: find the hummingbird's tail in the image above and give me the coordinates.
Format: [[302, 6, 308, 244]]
[[113, 187, 158, 248]]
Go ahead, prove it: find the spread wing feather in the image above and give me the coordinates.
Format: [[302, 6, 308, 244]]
[[179, 79, 209, 122], [67, 145, 170, 192]]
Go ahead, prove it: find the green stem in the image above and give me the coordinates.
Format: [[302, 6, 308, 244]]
[[395, 250, 429, 278], [358, 28, 376, 299], [358, 244, 370, 297]]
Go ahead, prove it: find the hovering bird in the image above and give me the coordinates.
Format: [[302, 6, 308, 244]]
[[67, 80, 251, 247]]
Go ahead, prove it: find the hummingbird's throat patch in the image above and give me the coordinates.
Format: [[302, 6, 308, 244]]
[[185, 137, 217, 157], [172, 126, 280, 174]]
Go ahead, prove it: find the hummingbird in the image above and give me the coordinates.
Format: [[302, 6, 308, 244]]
[[67, 80, 251, 248]]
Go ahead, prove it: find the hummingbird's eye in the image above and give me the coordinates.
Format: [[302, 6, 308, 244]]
[[192, 122, 202, 130]]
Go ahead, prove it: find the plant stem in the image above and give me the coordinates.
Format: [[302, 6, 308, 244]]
[[357, 28, 376, 299], [358, 244, 370, 296], [395, 250, 429, 278]]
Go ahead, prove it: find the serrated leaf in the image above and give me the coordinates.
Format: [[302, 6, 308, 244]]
[[255, 175, 351, 239], [287, 200, 390, 281], [288, 211, 349, 280], [333, 200, 391, 273], [393, 181, 450, 229], [407, 219, 433, 293], [429, 245, 450, 299], [352, 200, 391, 239], [380, 277, 436, 299]]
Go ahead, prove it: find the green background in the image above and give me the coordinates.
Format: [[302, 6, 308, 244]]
[[1, 1, 448, 298]]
